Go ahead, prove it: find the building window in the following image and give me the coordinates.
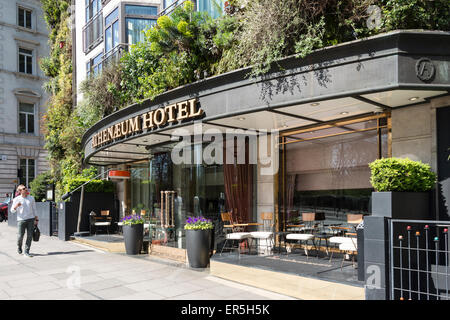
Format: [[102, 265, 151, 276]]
[[18, 6, 32, 29], [126, 18, 156, 45], [86, 52, 103, 77], [83, 0, 103, 53], [18, 48, 33, 74], [125, 5, 158, 16], [85, 0, 101, 23], [19, 103, 35, 134], [125, 5, 158, 45], [19, 158, 35, 187], [105, 8, 119, 54]]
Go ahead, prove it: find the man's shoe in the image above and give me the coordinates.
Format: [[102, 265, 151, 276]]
[[18, 248, 22, 254], [24, 252, 32, 257]]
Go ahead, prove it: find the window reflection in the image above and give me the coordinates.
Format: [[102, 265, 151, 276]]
[[283, 117, 389, 227]]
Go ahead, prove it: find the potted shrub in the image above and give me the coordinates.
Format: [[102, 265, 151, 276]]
[[185, 216, 213, 268], [121, 215, 145, 255], [369, 157, 437, 219]]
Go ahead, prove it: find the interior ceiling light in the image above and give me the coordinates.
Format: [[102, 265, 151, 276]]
[[310, 102, 320, 106], [238, 117, 245, 121], [409, 97, 420, 101], [340, 111, 349, 115]]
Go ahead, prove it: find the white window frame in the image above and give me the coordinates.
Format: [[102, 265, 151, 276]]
[[17, 4, 35, 31], [18, 102, 35, 135], [18, 47, 34, 75]]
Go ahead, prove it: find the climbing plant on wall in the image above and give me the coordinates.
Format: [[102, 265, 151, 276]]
[[40, 0, 85, 200]]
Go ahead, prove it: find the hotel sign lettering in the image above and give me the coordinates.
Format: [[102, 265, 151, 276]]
[[91, 98, 203, 148]]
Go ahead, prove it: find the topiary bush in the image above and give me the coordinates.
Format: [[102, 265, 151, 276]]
[[369, 158, 436, 192]]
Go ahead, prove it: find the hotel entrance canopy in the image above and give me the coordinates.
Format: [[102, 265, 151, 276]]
[[81, 30, 450, 166]]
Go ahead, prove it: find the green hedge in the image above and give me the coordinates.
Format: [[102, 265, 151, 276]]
[[29, 171, 54, 202], [369, 158, 436, 192], [64, 178, 115, 194]]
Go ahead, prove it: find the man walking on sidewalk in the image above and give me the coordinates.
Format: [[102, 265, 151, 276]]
[[10, 185, 38, 257]]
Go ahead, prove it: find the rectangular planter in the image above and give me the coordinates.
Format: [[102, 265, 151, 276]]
[[371, 191, 432, 220]]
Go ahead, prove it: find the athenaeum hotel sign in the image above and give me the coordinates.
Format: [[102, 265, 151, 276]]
[[91, 98, 203, 148]]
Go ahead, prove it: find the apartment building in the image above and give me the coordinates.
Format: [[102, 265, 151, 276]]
[[74, 0, 162, 104], [73, 0, 228, 104], [0, 0, 50, 201]]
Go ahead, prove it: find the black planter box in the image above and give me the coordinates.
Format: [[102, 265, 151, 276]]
[[186, 229, 211, 268], [123, 224, 144, 255], [371, 191, 432, 220]]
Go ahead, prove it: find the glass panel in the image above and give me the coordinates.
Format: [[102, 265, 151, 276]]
[[93, 53, 102, 65], [19, 48, 32, 55], [112, 20, 119, 48], [105, 26, 112, 52], [164, 0, 178, 10], [27, 114, 34, 133], [126, 18, 156, 45], [283, 119, 387, 228], [18, 8, 24, 27], [18, 54, 25, 73], [128, 141, 253, 250], [198, 0, 224, 19], [93, 0, 98, 15], [19, 159, 27, 185], [19, 113, 26, 133], [26, 10, 32, 28], [19, 103, 34, 113], [105, 7, 118, 26], [28, 159, 35, 184], [125, 5, 158, 16], [86, 6, 90, 23], [26, 56, 32, 74]]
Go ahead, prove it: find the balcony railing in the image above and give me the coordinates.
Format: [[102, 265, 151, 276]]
[[82, 11, 103, 53], [159, 0, 197, 16], [101, 43, 130, 68]]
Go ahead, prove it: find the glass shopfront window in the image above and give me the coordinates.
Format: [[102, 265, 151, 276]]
[[128, 140, 255, 250], [281, 116, 389, 227]]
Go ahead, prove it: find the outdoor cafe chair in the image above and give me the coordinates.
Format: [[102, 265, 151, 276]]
[[93, 210, 112, 236], [339, 236, 358, 269], [219, 212, 252, 259], [285, 212, 317, 259], [249, 212, 274, 255]]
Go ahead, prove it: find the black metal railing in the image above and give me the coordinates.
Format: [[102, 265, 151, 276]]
[[390, 219, 450, 300]]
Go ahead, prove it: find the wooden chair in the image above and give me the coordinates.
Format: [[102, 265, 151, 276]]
[[219, 212, 252, 259], [249, 212, 274, 255], [347, 214, 363, 226], [93, 210, 112, 235], [285, 212, 317, 259]]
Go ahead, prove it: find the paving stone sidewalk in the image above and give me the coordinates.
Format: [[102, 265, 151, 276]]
[[0, 222, 296, 300]]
